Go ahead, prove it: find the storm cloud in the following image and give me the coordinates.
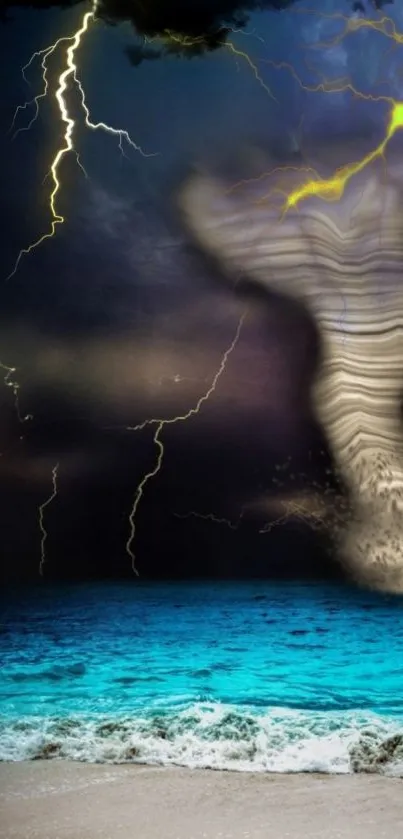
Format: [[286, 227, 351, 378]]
[[1, 0, 395, 61]]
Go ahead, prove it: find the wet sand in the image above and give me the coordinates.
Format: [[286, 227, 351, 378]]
[[1, 761, 402, 838]]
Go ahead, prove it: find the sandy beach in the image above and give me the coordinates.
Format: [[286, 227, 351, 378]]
[[0, 762, 402, 839]]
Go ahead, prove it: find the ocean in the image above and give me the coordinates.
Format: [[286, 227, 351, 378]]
[[1, 581, 403, 775]]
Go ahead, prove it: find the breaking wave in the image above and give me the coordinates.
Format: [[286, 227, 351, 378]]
[[1, 702, 402, 775]]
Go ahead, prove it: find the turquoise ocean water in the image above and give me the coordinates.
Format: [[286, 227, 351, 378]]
[[1, 581, 403, 774]]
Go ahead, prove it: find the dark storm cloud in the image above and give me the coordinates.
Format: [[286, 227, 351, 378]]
[[1, 1, 395, 57]]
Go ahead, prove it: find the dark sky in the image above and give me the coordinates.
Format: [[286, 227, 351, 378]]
[[0, 0, 400, 582]]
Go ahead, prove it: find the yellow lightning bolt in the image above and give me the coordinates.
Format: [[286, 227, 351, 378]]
[[224, 40, 277, 100], [125, 313, 245, 576], [282, 101, 403, 214], [38, 462, 59, 576], [7, 0, 157, 282], [162, 29, 276, 100], [226, 25, 265, 45], [303, 8, 403, 49], [225, 52, 403, 213], [241, 10, 403, 215]]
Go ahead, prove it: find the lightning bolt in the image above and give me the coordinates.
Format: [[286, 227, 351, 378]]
[[174, 510, 243, 530], [252, 10, 403, 215], [0, 361, 33, 425], [38, 462, 59, 577], [199, 3, 403, 224], [125, 313, 245, 576], [7, 0, 157, 282], [225, 61, 402, 214], [226, 25, 265, 45], [282, 101, 403, 214], [10, 41, 66, 139], [259, 497, 328, 534], [162, 29, 277, 101], [304, 8, 403, 49], [224, 40, 277, 101], [72, 69, 156, 159], [7, 7, 96, 280]]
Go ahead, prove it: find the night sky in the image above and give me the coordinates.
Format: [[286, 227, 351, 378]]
[[0, 0, 398, 582]]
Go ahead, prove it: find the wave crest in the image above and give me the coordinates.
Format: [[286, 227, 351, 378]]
[[1, 702, 402, 775]]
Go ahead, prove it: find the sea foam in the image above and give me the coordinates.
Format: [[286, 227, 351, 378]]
[[1, 702, 402, 775]]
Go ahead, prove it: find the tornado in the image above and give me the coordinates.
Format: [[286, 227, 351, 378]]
[[178, 141, 403, 593]]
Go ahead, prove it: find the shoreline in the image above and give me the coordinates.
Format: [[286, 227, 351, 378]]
[[1, 761, 402, 838]]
